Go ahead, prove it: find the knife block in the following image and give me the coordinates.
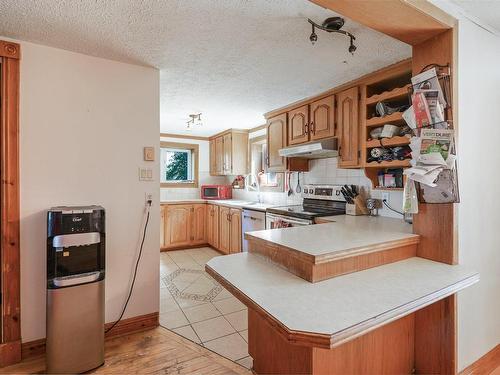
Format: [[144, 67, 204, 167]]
[[346, 196, 370, 216]]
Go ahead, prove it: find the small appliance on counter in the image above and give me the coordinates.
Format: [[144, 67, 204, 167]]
[[46, 205, 105, 374], [266, 185, 346, 228], [201, 184, 232, 200]]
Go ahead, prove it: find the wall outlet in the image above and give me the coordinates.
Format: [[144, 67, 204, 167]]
[[145, 193, 153, 204], [382, 192, 390, 202]]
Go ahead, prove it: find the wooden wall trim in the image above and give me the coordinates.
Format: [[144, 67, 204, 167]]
[[20, 312, 159, 359], [459, 344, 500, 375], [1, 44, 21, 363], [0, 41, 20, 59], [0, 340, 21, 367], [310, 0, 454, 45], [160, 133, 209, 141]]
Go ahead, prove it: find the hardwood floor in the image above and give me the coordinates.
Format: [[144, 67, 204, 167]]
[[0, 327, 250, 374]]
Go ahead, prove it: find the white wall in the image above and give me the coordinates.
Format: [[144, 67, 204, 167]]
[[160, 136, 225, 200], [455, 11, 500, 370], [16, 40, 160, 342], [428, 1, 500, 369]]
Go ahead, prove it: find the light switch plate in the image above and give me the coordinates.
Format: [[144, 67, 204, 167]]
[[139, 167, 153, 181], [143, 147, 155, 161]]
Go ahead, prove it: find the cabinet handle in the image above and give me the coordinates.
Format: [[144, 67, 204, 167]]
[[310, 121, 315, 134], [305, 123, 309, 135]]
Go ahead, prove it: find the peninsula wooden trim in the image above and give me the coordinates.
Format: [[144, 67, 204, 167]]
[[0, 41, 20, 59], [249, 308, 415, 375], [245, 236, 419, 282], [21, 312, 159, 359], [459, 344, 500, 375], [1, 43, 21, 368], [160, 133, 209, 141]]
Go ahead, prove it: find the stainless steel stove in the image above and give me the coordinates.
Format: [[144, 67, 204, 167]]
[[266, 185, 347, 228]]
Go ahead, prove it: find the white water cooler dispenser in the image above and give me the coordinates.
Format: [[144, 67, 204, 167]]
[[46, 206, 105, 373]]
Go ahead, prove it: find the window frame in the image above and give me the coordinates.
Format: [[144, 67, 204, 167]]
[[160, 141, 199, 188]]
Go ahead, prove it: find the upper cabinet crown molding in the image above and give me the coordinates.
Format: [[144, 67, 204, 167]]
[[0, 41, 20, 59]]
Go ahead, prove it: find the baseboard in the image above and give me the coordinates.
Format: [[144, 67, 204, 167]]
[[21, 312, 159, 360], [0, 340, 21, 367], [459, 344, 500, 375], [161, 243, 209, 251]]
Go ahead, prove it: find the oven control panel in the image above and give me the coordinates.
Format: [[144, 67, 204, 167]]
[[302, 185, 346, 201]]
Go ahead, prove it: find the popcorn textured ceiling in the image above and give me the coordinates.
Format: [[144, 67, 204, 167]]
[[0, 0, 411, 136]]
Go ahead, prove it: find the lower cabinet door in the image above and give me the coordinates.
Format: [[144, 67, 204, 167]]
[[219, 207, 231, 254], [207, 205, 219, 249], [191, 204, 206, 245], [164, 205, 192, 249], [229, 209, 242, 253]]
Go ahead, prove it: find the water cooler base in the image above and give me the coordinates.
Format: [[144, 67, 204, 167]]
[[46, 280, 105, 374]]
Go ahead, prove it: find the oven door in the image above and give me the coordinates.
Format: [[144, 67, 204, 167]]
[[265, 213, 313, 229]]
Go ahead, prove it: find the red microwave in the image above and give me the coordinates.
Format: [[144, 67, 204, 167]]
[[201, 185, 232, 200]]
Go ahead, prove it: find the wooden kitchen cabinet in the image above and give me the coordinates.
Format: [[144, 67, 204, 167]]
[[219, 206, 231, 254], [337, 86, 360, 168], [163, 204, 192, 249], [218, 206, 242, 254], [209, 139, 217, 176], [207, 204, 219, 249], [162, 203, 206, 250], [266, 113, 287, 172], [310, 95, 335, 141], [214, 137, 224, 175], [209, 129, 248, 176], [229, 209, 242, 253], [287, 105, 309, 145], [191, 204, 206, 245]]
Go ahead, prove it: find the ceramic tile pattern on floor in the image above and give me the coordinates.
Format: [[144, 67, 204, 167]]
[[159, 247, 252, 370]]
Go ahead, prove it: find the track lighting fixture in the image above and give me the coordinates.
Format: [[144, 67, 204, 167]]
[[307, 17, 357, 55], [186, 113, 202, 130]]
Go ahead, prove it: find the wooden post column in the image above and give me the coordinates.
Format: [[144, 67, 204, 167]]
[[0, 39, 21, 367]]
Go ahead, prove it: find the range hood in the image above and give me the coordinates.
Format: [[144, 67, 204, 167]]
[[278, 138, 339, 159]]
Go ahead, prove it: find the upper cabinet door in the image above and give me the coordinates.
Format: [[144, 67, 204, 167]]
[[223, 133, 232, 174], [209, 139, 216, 176], [287, 105, 309, 145], [215, 136, 224, 175], [337, 87, 360, 168], [266, 113, 287, 172], [310, 95, 335, 141]]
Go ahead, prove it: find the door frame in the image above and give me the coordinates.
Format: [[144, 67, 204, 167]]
[[0, 39, 21, 367]]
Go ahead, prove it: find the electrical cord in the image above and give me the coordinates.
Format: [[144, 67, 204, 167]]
[[105, 200, 152, 334], [382, 199, 404, 216]]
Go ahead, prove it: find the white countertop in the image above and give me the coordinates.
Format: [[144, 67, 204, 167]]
[[161, 199, 275, 212], [206, 253, 479, 346], [246, 215, 418, 261]]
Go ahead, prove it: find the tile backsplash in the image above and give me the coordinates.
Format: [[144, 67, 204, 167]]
[[233, 157, 404, 219], [161, 157, 404, 219]]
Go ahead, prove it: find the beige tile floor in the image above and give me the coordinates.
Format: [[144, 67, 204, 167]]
[[159, 247, 252, 369]]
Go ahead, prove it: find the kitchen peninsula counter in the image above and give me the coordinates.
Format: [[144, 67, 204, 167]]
[[245, 215, 420, 282], [206, 253, 479, 374]]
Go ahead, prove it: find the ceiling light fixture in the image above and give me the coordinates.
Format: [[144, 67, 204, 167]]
[[186, 113, 203, 130], [307, 17, 357, 55]]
